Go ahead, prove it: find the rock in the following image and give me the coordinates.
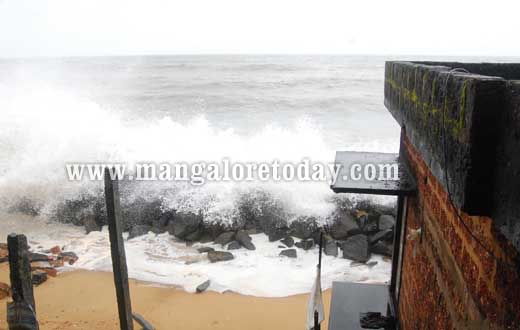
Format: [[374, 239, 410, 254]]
[[83, 215, 101, 234], [214, 232, 235, 246], [279, 249, 297, 258], [207, 251, 234, 263], [371, 241, 393, 257], [289, 217, 318, 239], [324, 239, 338, 257], [268, 229, 287, 242], [366, 261, 378, 268], [369, 230, 393, 245], [48, 246, 61, 254], [0, 282, 10, 300], [330, 213, 361, 239], [28, 252, 49, 262], [167, 212, 202, 239], [341, 234, 370, 263], [129, 225, 152, 239], [197, 247, 214, 253], [227, 241, 241, 250], [280, 236, 294, 247], [278, 245, 286, 248], [295, 239, 314, 250], [59, 251, 79, 265], [184, 229, 202, 242], [236, 230, 255, 250], [196, 280, 211, 293], [32, 270, 48, 285], [378, 215, 395, 230], [151, 211, 173, 234]]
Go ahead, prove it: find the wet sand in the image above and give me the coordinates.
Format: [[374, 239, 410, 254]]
[[0, 264, 331, 330]]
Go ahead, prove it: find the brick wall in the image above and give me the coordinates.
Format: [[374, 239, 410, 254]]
[[398, 135, 520, 330]]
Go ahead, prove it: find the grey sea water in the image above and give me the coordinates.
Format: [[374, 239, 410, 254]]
[[0, 55, 517, 222]]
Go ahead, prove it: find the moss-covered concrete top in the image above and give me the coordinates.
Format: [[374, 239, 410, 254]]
[[384, 61, 518, 216]]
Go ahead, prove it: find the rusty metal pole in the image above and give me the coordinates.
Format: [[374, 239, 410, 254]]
[[104, 168, 134, 330]]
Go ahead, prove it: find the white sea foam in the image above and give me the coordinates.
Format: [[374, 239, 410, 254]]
[[0, 214, 391, 297]]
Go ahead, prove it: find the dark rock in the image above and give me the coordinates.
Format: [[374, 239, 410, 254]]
[[28, 252, 49, 262], [324, 239, 338, 257], [207, 251, 234, 263], [235, 230, 256, 250], [227, 241, 241, 250], [341, 234, 370, 263], [366, 261, 378, 268], [185, 229, 202, 242], [167, 212, 202, 239], [128, 225, 152, 239], [268, 229, 287, 242], [83, 215, 101, 234], [197, 247, 215, 253], [279, 249, 297, 258], [121, 197, 163, 230], [289, 217, 318, 239], [58, 251, 79, 265], [278, 245, 286, 248], [214, 232, 235, 246], [198, 234, 214, 244], [295, 239, 314, 250], [330, 213, 361, 239], [152, 211, 173, 233], [378, 214, 395, 231], [280, 236, 294, 247], [31, 270, 48, 286], [371, 241, 393, 257], [369, 230, 393, 245], [196, 280, 211, 293]]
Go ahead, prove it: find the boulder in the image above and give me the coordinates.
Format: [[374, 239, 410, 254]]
[[197, 247, 214, 253], [152, 211, 173, 233], [83, 215, 101, 234], [369, 230, 393, 245], [378, 215, 396, 231], [227, 241, 241, 250], [214, 232, 235, 246], [196, 280, 211, 293], [371, 241, 393, 257], [59, 251, 79, 265], [295, 239, 314, 250], [167, 212, 202, 239], [289, 217, 318, 239], [341, 234, 370, 263], [128, 225, 152, 239], [279, 249, 297, 258], [330, 213, 361, 239], [235, 230, 256, 250], [268, 228, 287, 242], [280, 236, 294, 247], [207, 251, 234, 263], [324, 239, 338, 257], [28, 252, 49, 262], [184, 230, 202, 242], [32, 270, 48, 286]]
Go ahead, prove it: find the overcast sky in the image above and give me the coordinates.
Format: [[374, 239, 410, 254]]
[[1, 0, 519, 57]]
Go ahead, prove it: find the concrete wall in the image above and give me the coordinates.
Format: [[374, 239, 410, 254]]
[[384, 61, 520, 329]]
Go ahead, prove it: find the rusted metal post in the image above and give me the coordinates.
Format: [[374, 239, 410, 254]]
[[7, 233, 39, 330], [104, 168, 134, 330]]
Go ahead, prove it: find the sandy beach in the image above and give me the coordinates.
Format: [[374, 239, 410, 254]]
[[0, 264, 332, 330]]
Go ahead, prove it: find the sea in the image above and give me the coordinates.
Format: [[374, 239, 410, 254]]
[[0, 55, 516, 296]]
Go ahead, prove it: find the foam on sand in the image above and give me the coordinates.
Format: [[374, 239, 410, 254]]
[[0, 214, 390, 298]]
